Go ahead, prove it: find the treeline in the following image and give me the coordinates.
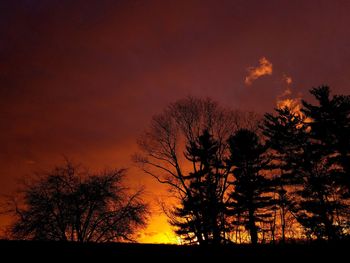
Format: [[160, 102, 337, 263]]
[[135, 86, 350, 245], [3, 86, 349, 245]]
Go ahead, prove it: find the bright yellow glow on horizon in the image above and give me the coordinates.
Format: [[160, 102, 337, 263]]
[[137, 214, 180, 244]]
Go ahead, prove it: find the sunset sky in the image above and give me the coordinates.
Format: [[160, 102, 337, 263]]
[[1, 0, 350, 243]]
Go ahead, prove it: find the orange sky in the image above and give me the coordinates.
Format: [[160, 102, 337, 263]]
[[1, 0, 350, 243]]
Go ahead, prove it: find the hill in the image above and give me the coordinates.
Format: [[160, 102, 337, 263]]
[[0, 240, 348, 261]]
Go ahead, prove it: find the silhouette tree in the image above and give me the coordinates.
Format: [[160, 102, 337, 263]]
[[262, 107, 309, 242], [8, 162, 148, 242], [171, 130, 227, 245], [227, 129, 275, 244], [302, 86, 350, 196], [262, 87, 350, 241], [134, 97, 259, 244], [296, 86, 350, 240], [294, 158, 344, 240]]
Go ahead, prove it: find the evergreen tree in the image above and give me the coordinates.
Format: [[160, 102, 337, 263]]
[[295, 157, 343, 240], [262, 87, 350, 240], [302, 86, 350, 196], [171, 130, 228, 245], [262, 107, 309, 242], [227, 129, 275, 244], [298, 86, 350, 239]]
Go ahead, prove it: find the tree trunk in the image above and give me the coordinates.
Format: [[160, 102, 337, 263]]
[[248, 208, 258, 245], [281, 205, 286, 243]]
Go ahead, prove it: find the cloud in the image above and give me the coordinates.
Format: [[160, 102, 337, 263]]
[[276, 73, 307, 122], [276, 85, 312, 126], [278, 74, 293, 98], [276, 97, 302, 114], [244, 57, 273, 85], [276, 95, 312, 130], [279, 87, 292, 98], [283, 74, 292, 85]]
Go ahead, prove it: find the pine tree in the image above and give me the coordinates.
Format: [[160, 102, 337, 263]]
[[262, 87, 350, 241], [262, 107, 309, 242], [298, 86, 350, 240], [302, 86, 350, 196], [171, 130, 228, 245], [227, 129, 275, 244]]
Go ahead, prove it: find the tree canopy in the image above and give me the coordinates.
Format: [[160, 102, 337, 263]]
[[137, 87, 350, 244], [7, 162, 148, 242]]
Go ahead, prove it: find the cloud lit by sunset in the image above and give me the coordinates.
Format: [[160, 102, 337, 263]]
[[244, 57, 273, 85], [283, 74, 293, 85]]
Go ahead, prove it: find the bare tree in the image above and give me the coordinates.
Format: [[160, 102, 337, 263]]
[[6, 161, 148, 242], [134, 97, 259, 244]]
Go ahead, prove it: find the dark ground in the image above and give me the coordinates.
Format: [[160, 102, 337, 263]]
[[0, 240, 348, 261]]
